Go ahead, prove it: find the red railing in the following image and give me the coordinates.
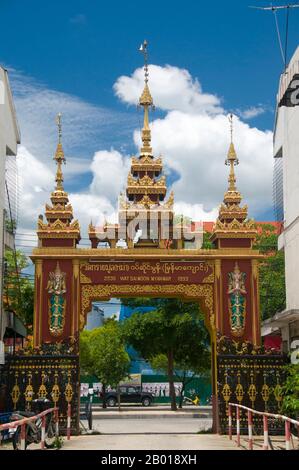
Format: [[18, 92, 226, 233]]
[[228, 403, 299, 451], [0, 407, 59, 450]]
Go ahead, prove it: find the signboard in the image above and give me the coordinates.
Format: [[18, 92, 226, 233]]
[[279, 75, 299, 107], [80, 260, 214, 285]]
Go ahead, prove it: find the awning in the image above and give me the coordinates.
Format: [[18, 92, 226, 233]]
[[2, 311, 27, 339]]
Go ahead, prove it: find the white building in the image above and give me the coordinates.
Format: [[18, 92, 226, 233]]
[[85, 305, 105, 330], [0, 66, 20, 359], [262, 47, 299, 353]]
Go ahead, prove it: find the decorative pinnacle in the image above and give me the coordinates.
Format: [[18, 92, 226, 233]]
[[139, 40, 154, 154], [225, 114, 239, 192], [56, 112, 62, 144], [54, 113, 66, 191], [139, 40, 149, 83]]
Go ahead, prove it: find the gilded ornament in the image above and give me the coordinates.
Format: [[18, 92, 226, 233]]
[[24, 373, 34, 409], [222, 383, 231, 403], [227, 262, 247, 337], [47, 262, 66, 336], [81, 283, 213, 330], [64, 372, 74, 403], [11, 374, 20, 410]]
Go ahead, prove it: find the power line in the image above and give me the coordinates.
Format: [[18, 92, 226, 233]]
[[250, 3, 299, 70]]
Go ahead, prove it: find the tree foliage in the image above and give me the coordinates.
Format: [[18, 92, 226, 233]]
[[79, 330, 94, 376], [150, 345, 210, 408], [79, 320, 130, 407], [282, 364, 299, 419], [121, 299, 210, 410], [3, 249, 34, 330], [253, 224, 286, 320]]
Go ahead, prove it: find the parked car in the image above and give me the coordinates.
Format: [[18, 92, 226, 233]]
[[103, 386, 153, 407]]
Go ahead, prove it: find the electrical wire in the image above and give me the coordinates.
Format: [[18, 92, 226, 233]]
[[273, 9, 286, 67], [284, 5, 290, 70]]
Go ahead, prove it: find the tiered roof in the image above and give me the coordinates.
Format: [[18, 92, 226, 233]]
[[89, 40, 179, 249], [211, 115, 257, 247], [37, 114, 81, 247]]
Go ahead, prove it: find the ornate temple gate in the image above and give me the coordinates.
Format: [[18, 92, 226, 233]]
[[3, 354, 79, 432], [217, 338, 287, 434], [2, 47, 287, 434], [27, 246, 271, 433]]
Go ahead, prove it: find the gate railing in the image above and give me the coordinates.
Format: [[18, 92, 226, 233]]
[[0, 407, 59, 450], [228, 403, 299, 450]]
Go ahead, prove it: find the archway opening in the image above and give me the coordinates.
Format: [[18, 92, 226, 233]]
[[79, 295, 213, 421]]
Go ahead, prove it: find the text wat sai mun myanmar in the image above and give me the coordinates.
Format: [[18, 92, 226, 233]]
[[80, 260, 214, 285]]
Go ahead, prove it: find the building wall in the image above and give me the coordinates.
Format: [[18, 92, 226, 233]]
[[0, 67, 20, 342], [275, 48, 299, 312], [85, 307, 105, 330]]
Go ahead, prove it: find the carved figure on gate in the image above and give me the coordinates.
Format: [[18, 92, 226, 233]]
[[47, 262, 66, 336], [227, 262, 246, 337]]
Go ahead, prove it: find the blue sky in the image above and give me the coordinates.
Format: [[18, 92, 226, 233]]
[[1, 0, 298, 244], [2, 0, 297, 128]]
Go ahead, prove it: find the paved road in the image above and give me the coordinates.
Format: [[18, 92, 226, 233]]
[[62, 433, 239, 450], [74, 416, 228, 450], [87, 418, 213, 434]]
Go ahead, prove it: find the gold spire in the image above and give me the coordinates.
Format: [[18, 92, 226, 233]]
[[225, 113, 239, 192], [139, 40, 154, 155], [54, 113, 66, 191]]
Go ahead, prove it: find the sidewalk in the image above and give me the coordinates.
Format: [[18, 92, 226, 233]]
[[90, 405, 212, 420], [60, 434, 240, 450]]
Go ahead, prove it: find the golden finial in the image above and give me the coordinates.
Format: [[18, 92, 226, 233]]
[[225, 113, 239, 192], [56, 112, 62, 144], [54, 113, 65, 191], [139, 40, 154, 155], [139, 40, 149, 84]]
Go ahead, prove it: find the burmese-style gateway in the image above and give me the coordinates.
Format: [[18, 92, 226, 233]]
[[4, 42, 286, 434]]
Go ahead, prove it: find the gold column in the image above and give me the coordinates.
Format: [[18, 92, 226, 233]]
[[251, 259, 260, 346], [72, 259, 80, 338], [33, 259, 43, 347], [214, 259, 222, 332]]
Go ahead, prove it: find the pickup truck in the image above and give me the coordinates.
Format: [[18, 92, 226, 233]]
[[104, 385, 153, 407]]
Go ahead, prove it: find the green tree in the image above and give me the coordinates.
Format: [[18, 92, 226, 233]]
[[80, 320, 130, 409], [282, 364, 299, 419], [121, 299, 209, 411], [3, 249, 34, 331], [150, 344, 210, 408], [253, 223, 279, 254], [259, 251, 286, 320], [79, 330, 94, 376], [253, 224, 286, 320], [202, 231, 215, 249]]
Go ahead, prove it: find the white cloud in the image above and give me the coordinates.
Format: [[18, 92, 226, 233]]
[[9, 69, 133, 242], [16, 145, 123, 239], [17, 145, 53, 228], [114, 65, 223, 114], [90, 149, 130, 202], [9, 68, 133, 163], [134, 112, 273, 217], [13, 61, 274, 248], [116, 65, 273, 219], [238, 106, 267, 120], [69, 193, 117, 238], [174, 201, 218, 222]]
